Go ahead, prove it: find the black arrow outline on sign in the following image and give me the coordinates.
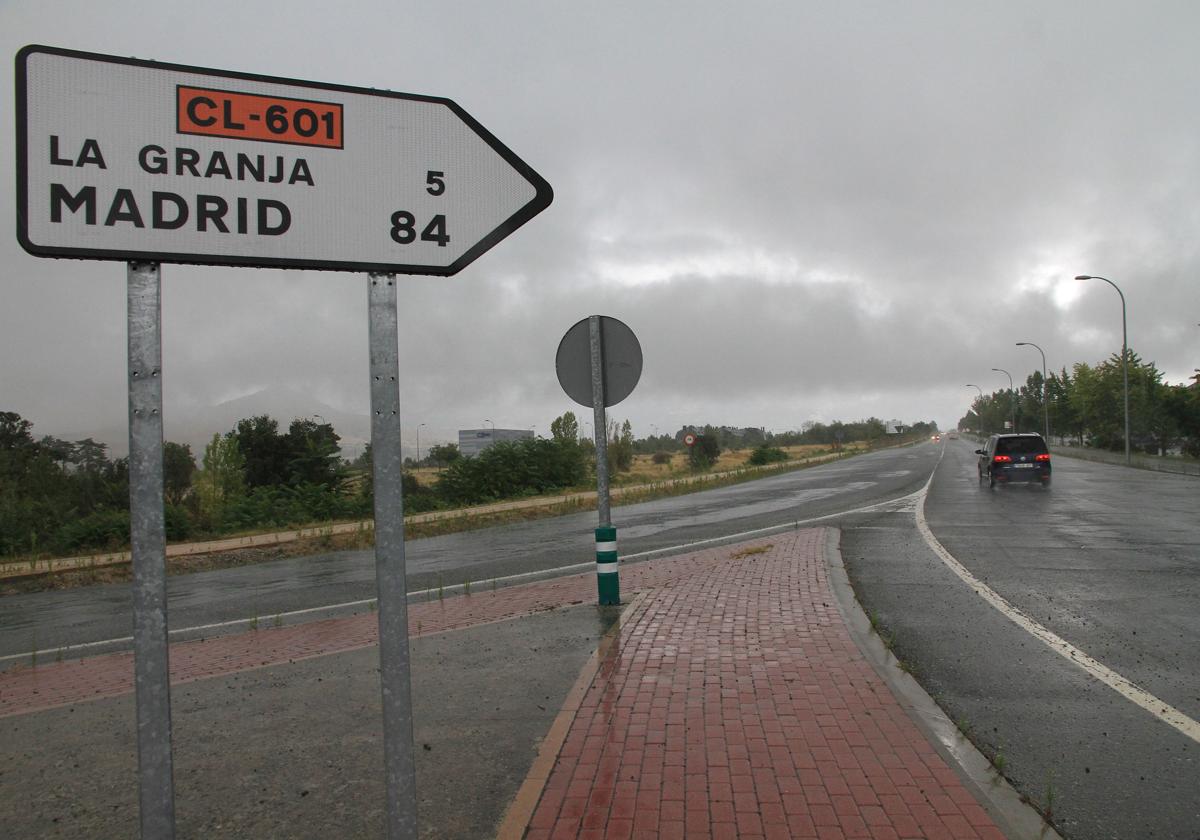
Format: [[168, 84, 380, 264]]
[[15, 44, 553, 277]]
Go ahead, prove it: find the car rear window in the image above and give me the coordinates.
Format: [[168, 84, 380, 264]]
[[996, 437, 1048, 456]]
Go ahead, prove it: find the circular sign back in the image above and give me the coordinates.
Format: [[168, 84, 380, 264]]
[[556, 316, 643, 408]]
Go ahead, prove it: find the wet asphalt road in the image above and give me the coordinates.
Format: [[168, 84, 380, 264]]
[[0, 444, 936, 658], [3, 440, 1197, 839], [2, 603, 616, 839], [842, 439, 1199, 840]]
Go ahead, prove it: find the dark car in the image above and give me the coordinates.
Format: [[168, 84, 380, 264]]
[[976, 433, 1051, 488]]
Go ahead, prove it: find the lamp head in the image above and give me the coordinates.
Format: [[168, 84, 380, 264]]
[[1075, 275, 1093, 280]]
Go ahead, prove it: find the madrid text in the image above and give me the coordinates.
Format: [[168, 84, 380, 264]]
[[45, 137, 316, 236]]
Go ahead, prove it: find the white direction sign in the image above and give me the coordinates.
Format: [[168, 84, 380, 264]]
[[16, 45, 553, 275]]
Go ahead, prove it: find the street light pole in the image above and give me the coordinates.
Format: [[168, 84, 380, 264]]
[[416, 423, 426, 469], [1076, 275, 1130, 465], [1016, 342, 1050, 441], [965, 384, 984, 436], [991, 368, 1015, 431]]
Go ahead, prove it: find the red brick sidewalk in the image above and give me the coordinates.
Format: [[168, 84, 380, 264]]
[[0, 528, 1010, 840], [516, 530, 1006, 840]]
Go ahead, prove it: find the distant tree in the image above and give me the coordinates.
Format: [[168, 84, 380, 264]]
[[689, 434, 720, 469], [1166, 377, 1200, 457], [284, 418, 342, 488], [427, 443, 461, 467], [550, 411, 580, 443], [37, 435, 76, 469], [195, 434, 245, 527], [1046, 368, 1076, 443], [71, 438, 112, 511], [231, 415, 289, 488], [73, 438, 109, 473], [162, 442, 196, 505], [347, 443, 372, 472], [608, 418, 634, 473]]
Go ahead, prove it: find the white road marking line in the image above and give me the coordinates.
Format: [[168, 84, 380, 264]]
[[916, 450, 1200, 745]]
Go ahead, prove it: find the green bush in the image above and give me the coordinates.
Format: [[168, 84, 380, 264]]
[[688, 435, 720, 470], [435, 438, 588, 506], [52, 508, 129, 554], [401, 473, 441, 513], [164, 504, 193, 541], [219, 483, 369, 531], [747, 445, 789, 466]]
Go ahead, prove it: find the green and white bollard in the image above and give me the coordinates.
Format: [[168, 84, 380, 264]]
[[595, 525, 619, 605]]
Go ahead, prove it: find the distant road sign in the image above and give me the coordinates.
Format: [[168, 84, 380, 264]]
[[683, 433, 697, 447], [15, 45, 552, 275], [555, 316, 642, 408]]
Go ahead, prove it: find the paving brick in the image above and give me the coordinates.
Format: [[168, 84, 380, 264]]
[[511, 532, 1009, 837], [3, 529, 1014, 840]]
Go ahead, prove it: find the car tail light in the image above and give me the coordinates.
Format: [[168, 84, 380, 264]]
[[1035, 453, 1050, 462], [993, 455, 1012, 463]]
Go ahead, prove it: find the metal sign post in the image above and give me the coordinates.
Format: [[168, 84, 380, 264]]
[[588, 316, 612, 530], [18, 44, 551, 840], [367, 274, 418, 840], [556, 315, 642, 606], [126, 260, 176, 839], [587, 316, 619, 604]]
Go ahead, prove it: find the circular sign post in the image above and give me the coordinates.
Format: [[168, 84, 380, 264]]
[[556, 315, 642, 606]]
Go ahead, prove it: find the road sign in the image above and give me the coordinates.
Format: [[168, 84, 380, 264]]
[[556, 315, 642, 607], [555, 316, 642, 408], [684, 433, 697, 447], [15, 45, 552, 275]]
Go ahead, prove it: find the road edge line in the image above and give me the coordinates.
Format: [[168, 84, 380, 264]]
[[915, 454, 1200, 746]]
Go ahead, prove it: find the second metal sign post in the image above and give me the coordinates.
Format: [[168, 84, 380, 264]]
[[555, 315, 642, 605]]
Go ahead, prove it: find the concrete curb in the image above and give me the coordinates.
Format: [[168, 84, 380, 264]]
[[823, 528, 1062, 840]]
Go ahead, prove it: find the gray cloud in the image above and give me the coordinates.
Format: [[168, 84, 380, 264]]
[[3, 1, 1198, 456]]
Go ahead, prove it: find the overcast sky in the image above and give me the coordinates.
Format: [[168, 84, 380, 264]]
[[3, 1, 1198, 455]]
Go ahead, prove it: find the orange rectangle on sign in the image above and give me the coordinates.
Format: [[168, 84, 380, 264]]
[[177, 86, 343, 149]]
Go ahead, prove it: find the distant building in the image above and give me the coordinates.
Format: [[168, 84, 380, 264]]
[[458, 428, 534, 457]]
